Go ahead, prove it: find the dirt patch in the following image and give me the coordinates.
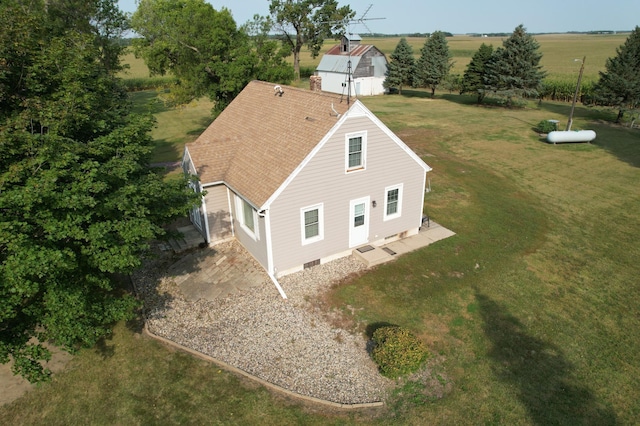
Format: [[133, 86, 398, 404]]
[[0, 346, 73, 406]]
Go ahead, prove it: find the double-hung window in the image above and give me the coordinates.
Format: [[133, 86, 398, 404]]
[[300, 204, 324, 244], [345, 131, 366, 172], [384, 184, 403, 221]]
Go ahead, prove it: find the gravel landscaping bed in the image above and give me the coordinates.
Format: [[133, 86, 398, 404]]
[[131, 246, 393, 405]]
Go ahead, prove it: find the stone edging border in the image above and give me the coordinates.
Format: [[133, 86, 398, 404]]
[[142, 323, 385, 410]]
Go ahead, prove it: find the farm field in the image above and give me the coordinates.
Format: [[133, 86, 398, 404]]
[[2, 35, 639, 424]]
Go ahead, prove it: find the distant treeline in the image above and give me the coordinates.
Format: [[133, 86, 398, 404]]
[[467, 30, 629, 37]]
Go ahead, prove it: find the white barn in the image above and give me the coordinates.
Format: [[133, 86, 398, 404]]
[[314, 34, 388, 97]]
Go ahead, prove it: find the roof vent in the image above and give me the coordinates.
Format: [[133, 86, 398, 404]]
[[274, 85, 284, 96]]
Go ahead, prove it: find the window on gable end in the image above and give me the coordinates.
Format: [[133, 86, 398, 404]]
[[345, 131, 367, 172]]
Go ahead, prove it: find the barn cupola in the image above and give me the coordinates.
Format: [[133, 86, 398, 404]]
[[341, 33, 362, 53]]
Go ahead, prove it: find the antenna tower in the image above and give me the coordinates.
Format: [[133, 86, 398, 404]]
[[329, 4, 385, 105]]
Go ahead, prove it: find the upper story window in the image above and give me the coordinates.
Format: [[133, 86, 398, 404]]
[[384, 184, 403, 221], [345, 131, 367, 172]]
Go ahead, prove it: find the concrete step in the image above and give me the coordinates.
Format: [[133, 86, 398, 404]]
[[353, 244, 395, 267]]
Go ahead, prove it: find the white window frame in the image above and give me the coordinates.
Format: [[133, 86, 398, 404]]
[[345, 131, 367, 173], [383, 184, 403, 221], [300, 203, 324, 245], [235, 195, 259, 240]]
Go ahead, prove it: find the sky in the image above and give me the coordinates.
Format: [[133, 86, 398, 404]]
[[118, 0, 639, 35]]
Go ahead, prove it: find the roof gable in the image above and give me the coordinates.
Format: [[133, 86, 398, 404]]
[[186, 81, 350, 208]]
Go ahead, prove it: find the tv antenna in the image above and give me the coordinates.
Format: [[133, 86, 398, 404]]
[[326, 4, 385, 105]]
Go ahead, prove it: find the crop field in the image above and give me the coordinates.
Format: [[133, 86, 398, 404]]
[[297, 33, 629, 81], [2, 34, 638, 424]]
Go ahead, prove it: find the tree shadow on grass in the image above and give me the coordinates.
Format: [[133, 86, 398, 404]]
[[475, 292, 617, 425]]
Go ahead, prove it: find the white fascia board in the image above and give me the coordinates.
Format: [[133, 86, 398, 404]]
[[353, 100, 432, 173], [261, 113, 348, 210]]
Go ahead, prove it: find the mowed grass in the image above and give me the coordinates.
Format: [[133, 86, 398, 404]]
[[129, 90, 215, 163], [3, 35, 638, 423], [329, 92, 640, 423]]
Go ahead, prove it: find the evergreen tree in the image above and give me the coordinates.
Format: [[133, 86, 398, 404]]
[[592, 26, 640, 123], [0, 0, 198, 382], [461, 43, 494, 103], [482, 25, 545, 106], [413, 31, 453, 97], [384, 37, 415, 95]]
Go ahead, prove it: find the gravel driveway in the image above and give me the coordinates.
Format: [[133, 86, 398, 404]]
[[131, 244, 393, 405]]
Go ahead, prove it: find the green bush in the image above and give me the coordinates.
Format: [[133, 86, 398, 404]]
[[534, 119, 558, 133], [371, 326, 430, 378]]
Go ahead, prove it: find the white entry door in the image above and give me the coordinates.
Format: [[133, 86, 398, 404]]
[[349, 196, 369, 248]]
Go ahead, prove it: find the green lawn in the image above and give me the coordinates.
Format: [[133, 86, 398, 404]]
[[2, 35, 638, 424], [130, 90, 215, 163]]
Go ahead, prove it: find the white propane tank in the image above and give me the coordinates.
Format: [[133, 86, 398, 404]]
[[547, 130, 596, 144]]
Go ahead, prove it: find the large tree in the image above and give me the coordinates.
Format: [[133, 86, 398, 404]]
[[482, 25, 545, 106], [131, 0, 293, 113], [268, 0, 354, 81], [592, 26, 640, 123], [461, 43, 494, 104], [384, 37, 415, 95], [413, 31, 453, 98], [0, 0, 198, 382]]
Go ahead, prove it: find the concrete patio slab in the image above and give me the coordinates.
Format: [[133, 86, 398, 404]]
[[353, 221, 455, 267]]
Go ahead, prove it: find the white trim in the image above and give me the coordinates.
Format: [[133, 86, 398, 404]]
[[261, 110, 348, 209], [420, 171, 427, 228], [353, 100, 431, 173], [262, 100, 429, 210], [226, 187, 235, 237], [349, 196, 370, 248], [383, 183, 403, 221], [264, 209, 275, 275], [235, 194, 259, 241], [300, 203, 324, 245], [200, 181, 211, 243], [345, 131, 367, 173]]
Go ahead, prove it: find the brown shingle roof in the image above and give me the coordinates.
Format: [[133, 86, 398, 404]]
[[186, 80, 350, 208]]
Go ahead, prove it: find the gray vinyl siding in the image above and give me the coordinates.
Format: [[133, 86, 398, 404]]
[[203, 185, 232, 243], [269, 114, 426, 275], [229, 192, 269, 270]]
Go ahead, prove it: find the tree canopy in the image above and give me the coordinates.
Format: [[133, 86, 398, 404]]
[[413, 31, 453, 97], [131, 0, 293, 113], [384, 37, 416, 95], [0, 0, 198, 382], [482, 25, 545, 106], [592, 26, 640, 123], [461, 43, 494, 104], [268, 0, 354, 81]]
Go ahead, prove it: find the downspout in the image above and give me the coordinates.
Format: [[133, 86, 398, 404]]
[[420, 170, 427, 228], [262, 208, 287, 299], [200, 181, 211, 243], [226, 187, 235, 237]]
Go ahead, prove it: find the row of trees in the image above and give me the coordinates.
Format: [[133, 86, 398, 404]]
[[385, 25, 640, 122], [385, 25, 545, 106], [0, 0, 199, 382]]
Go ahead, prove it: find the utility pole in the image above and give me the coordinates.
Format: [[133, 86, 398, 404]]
[[566, 56, 586, 131]]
